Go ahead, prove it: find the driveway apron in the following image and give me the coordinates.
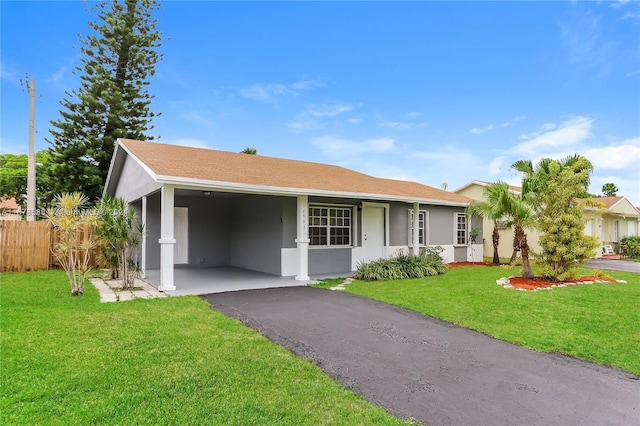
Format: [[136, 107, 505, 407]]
[[202, 287, 639, 425]]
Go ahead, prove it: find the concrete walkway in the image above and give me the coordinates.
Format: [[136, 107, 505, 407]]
[[88, 277, 167, 302], [204, 287, 640, 425]]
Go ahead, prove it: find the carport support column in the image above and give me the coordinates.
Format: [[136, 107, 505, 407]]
[[295, 195, 310, 281], [411, 201, 420, 257], [141, 195, 147, 278], [159, 185, 176, 291]]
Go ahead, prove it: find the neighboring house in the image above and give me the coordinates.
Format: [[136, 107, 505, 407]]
[[581, 197, 640, 255], [454, 180, 640, 259], [0, 198, 21, 221], [105, 139, 481, 291]]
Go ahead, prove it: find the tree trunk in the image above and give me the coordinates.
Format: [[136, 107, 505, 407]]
[[519, 228, 534, 279], [509, 236, 520, 265], [492, 224, 500, 264]]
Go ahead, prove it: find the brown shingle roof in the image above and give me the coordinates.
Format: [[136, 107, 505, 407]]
[[576, 196, 623, 209], [119, 139, 471, 205]]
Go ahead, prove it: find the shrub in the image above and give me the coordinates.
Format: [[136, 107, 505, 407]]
[[354, 246, 447, 281], [620, 235, 640, 259]]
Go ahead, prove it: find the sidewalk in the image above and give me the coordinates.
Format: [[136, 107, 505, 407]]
[[88, 277, 168, 302]]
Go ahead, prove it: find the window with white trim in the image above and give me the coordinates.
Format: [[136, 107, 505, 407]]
[[309, 206, 352, 246], [454, 213, 467, 245], [613, 220, 620, 242], [408, 210, 427, 247]]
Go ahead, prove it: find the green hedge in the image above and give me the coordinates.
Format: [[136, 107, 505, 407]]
[[620, 235, 640, 259]]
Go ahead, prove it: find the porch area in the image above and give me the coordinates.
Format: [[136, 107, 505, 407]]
[[144, 266, 353, 296]]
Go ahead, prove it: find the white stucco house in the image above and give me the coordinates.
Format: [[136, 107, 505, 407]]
[[104, 139, 481, 292]]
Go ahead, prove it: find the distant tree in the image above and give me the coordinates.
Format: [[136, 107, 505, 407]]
[[601, 182, 619, 197], [0, 151, 52, 208], [45, 0, 162, 204], [240, 147, 257, 155]]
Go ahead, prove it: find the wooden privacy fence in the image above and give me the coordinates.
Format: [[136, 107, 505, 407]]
[[0, 221, 101, 272]]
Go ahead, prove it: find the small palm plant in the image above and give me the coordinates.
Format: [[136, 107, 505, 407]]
[[47, 192, 99, 296], [96, 195, 144, 289]]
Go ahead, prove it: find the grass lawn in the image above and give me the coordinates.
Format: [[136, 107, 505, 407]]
[[1, 271, 403, 425], [328, 266, 640, 375]]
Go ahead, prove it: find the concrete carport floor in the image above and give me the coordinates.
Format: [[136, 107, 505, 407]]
[[203, 287, 640, 425], [144, 266, 353, 296]]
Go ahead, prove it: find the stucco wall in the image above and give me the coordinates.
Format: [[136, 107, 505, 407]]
[[229, 195, 284, 275], [174, 195, 233, 267], [145, 192, 161, 270], [309, 248, 352, 275], [112, 154, 161, 203]]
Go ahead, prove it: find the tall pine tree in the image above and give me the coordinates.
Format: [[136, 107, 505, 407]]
[[46, 0, 162, 203]]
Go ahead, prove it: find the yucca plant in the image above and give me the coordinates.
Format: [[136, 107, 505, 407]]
[[47, 192, 99, 295]]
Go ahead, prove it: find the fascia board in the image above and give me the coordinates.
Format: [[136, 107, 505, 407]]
[[155, 175, 469, 207]]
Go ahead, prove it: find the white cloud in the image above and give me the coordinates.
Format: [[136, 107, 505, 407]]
[[238, 79, 323, 103], [468, 116, 524, 135], [621, 11, 640, 19], [407, 111, 421, 118], [627, 70, 640, 77], [379, 121, 411, 129], [512, 116, 593, 155], [306, 103, 353, 118], [611, 0, 631, 8], [312, 135, 395, 157], [487, 157, 504, 175], [582, 139, 640, 170], [347, 118, 363, 124], [287, 119, 322, 131]]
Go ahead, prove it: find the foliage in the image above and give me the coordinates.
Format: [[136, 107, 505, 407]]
[[601, 182, 619, 197], [96, 195, 144, 287], [1, 271, 402, 425], [511, 154, 595, 279], [0, 151, 52, 209], [344, 266, 640, 375], [46, 193, 99, 295], [45, 0, 162, 204], [240, 147, 257, 154], [466, 181, 513, 264], [620, 235, 640, 259], [524, 157, 598, 281], [354, 246, 447, 281]]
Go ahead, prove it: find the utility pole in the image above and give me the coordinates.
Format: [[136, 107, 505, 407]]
[[26, 78, 36, 221]]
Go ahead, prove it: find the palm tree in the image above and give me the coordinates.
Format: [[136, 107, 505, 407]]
[[502, 193, 535, 279], [466, 181, 511, 264]]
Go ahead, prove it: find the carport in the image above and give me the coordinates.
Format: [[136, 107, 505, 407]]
[[144, 266, 352, 296]]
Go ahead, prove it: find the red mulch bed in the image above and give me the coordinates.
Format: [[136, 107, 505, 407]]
[[508, 275, 617, 291], [447, 261, 619, 291], [448, 261, 500, 267]]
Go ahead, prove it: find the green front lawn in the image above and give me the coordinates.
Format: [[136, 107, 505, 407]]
[[339, 266, 640, 375], [1, 271, 402, 425]]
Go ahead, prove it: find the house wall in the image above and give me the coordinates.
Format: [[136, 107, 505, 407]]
[[145, 192, 161, 270], [229, 195, 284, 275], [174, 195, 233, 267], [112, 154, 161, 203]]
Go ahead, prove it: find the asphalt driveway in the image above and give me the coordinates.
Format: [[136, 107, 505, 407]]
[[202, 287, 639, 425], [586, 258, 640, 273]]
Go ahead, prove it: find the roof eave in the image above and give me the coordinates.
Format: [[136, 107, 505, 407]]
[[156, 175, 469, 207]]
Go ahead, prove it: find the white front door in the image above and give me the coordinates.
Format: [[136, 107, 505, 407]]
[[584, 219, 592, 236], [174, 207, 188, 264], [361, 205, 384, 262]]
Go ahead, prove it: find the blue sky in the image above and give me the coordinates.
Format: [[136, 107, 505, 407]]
[[2, 1, 639, 204]]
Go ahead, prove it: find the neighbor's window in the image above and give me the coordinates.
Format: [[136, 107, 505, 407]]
[[309, 206, 352, 246], [454, 213, 467, 245], [408, 210, 427, 247]]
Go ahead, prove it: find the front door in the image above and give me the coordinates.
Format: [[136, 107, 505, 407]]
[[361, 205, 384, 262], [174, 207, 188, 264]]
